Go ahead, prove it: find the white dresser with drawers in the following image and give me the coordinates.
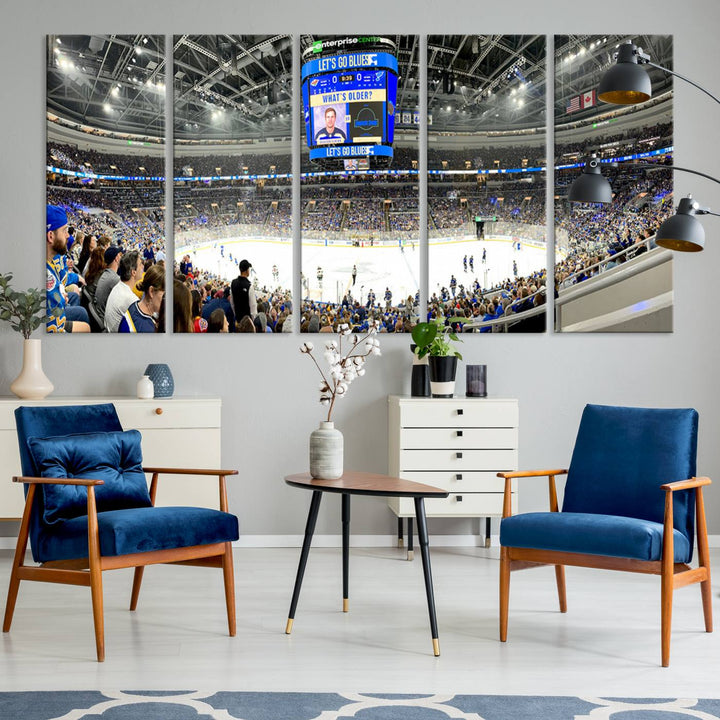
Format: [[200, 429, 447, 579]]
[[0, 396, 222, 520], [388, 395, 519, 552]]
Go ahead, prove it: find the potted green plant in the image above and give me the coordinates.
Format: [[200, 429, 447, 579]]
[[411, 315, 464, 398], [0, 272, 53, 399]]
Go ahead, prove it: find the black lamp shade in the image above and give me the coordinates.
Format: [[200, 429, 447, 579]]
[[655, 215, 705, 252], [598, 43, 652, 105], [568, 159, 612, 204], [655, 196, 705, 252]]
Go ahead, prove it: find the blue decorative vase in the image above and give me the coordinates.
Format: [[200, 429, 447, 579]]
[[144, 363, 174, 398]]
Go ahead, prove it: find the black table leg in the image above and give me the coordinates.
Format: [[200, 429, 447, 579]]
[[342, 493, 350, 612], [397, 517, 404, 548], [286, 490, 323, 634], [485, 517, 492, 548], [407, 517, 414, 561], [414, 496, 440, 656]]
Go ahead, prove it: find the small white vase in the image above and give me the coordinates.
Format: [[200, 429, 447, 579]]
[[136, 375, 154, 399], [10, 339, 54, 400], [309, 421, 344, 480]]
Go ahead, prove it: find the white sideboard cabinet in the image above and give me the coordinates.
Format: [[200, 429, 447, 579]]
[[0, 396, 222, 519], [388, 395, 519, 554]]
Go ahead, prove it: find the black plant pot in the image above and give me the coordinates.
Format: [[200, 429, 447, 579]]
[[428, 356, 458, 398]]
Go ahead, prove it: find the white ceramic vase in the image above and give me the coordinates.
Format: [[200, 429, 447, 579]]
[[136, 375, 154, 399], [10, 339, 54, 400], [309, 421, 344, 479]]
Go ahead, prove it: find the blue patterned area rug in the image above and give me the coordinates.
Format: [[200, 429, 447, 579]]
[[2, 692, 720, 720]]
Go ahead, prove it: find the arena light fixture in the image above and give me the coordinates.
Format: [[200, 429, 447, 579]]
[[598, 41, 720, 106], [568, 159, 720, 251]]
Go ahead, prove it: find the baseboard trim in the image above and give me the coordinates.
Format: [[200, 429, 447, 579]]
[[2, 534, 720, 550]]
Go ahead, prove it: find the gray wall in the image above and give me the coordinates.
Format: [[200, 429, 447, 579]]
[[2, 0, 719, 537]]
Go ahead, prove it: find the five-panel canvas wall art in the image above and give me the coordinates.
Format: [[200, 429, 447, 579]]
[[46, 34, 674, 334]]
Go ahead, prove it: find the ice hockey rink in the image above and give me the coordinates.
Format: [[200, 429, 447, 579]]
[[175, 233, 547, 304]]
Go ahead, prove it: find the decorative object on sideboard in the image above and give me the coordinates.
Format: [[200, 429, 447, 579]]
[[300, 321, 381, 479], [136, 374, 154, 400], [466, 364, 487, 398], [410, 343, 430, 397], [0, 273, 53, 399], [144, 363, 174, 398], [411, 315, 464, 398]]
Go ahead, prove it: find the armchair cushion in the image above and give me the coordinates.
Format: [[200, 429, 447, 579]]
[[34, 506, 239, 563], [500, 511, 691, 563], [28, 430, 152, 525]]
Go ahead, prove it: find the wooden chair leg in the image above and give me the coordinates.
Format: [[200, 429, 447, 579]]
[[696, 487, 713, 633], [3, 485, 35, 633], [661, 491, 674, 668], [555, 565, 567, 613], [660, 565, 672, 667], [222, 542, 236, 637], [87, 488, 105, 662], [499, 546, 510, 642], [130, 567, 144, 611]]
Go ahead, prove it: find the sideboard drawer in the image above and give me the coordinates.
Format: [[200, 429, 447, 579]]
[[114, 398, 220, 430], [390, 492, 514, 518], [400, 448, 517, 472], [397, 470, 506, 493], [398, 399, 518, 429], [401, 427, 517, 450]]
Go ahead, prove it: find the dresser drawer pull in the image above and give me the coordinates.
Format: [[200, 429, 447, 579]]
[[456, 430, 463, 437], [155, 408, 163, 415], [456, 452, 463, 459], [457, 408, 464, 416], [455, 495, 463, 502], [456, 473, 463, 481]]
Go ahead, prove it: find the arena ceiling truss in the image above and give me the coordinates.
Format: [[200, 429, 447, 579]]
[[46, 34, 673, 143]]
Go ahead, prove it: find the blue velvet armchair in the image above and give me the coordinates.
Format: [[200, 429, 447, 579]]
[[3, 403, 239, 661], [498, 404, 712, 667]]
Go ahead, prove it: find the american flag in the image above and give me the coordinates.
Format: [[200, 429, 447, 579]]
[[566, 95, 581, 113]]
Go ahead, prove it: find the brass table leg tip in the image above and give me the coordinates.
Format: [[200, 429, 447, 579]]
[[432, 638, 440, 656], [285, 619, 293, 634], [343, 598, 349, 613], [398, 539, 404, 548], [407, 551, 414, 561]]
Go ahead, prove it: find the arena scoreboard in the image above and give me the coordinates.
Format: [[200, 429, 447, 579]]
[[302, 37, 398, 167]]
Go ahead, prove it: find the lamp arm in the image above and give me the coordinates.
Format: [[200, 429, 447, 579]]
[[645, 60, 720, 106], [632, 163, 720, 187]]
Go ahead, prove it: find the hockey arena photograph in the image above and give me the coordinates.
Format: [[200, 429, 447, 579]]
[[3, 3, 720, 718]]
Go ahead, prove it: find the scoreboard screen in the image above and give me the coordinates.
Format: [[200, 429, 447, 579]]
[[301, 50, 398, 165]]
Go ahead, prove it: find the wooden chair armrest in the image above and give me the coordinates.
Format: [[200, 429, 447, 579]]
[[143, 468, 237, 512], [499, 469, 568, 519], [497, 469, 568, 479], [661, 476, 712, 492], [142, 467, 238, 477], [13, 475, 104, 487]]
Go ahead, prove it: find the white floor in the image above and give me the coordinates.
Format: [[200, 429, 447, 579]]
[[0, 546, 718, 697]]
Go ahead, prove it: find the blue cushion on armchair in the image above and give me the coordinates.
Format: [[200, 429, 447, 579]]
[[28, 430, 152, 525], [501, 511, 692, 563], [34, 506, 240, 563]]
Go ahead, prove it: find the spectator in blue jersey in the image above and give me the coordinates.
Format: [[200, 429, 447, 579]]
[[45, 205, 90, 333], [202, 287, 236, 333], [143, 240, 155, 264], [118, 262, 165, 333], [315, 107, 346, 143]]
